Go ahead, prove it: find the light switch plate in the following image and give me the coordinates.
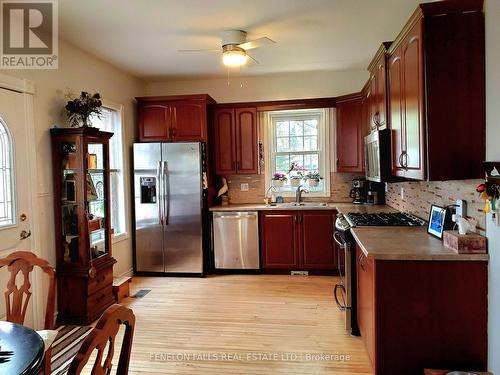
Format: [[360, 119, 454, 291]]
[[240, 183, 249, 192]]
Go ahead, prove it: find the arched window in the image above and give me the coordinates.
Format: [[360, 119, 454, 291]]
[[0, 120, 14, 228]]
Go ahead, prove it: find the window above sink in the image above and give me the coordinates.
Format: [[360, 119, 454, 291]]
[[264, 108, 333, 197]]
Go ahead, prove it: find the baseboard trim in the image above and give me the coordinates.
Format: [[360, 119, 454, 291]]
[[116, 268, 134, 279]]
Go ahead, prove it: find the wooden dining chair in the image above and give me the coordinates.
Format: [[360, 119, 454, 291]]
[[0, 250, 57, 375], [67, 304, 136, 375]]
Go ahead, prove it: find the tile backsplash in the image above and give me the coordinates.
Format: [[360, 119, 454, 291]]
[[386, 179, 486, 234], [224, 172, 363, 204]]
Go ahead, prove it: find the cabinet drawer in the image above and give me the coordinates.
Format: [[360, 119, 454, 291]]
[[87, 267, 113, 295], [87, 285, 114, 318]]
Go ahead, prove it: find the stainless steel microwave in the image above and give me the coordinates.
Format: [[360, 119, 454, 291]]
[[364, 128, 392, 182]]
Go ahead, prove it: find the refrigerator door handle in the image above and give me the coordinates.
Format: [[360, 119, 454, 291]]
[[163, 161, 170, 225], [156, 160, 163, 225]]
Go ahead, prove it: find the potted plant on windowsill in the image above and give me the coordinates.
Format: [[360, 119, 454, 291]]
[[305, 172, 323, 187], [272, 173, 287, 187], [288, 163, 306, 187]]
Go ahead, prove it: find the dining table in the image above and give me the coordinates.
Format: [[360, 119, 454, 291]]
[[0, 321, 45, 375]]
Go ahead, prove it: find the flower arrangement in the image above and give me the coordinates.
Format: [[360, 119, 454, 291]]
[[272, 172, 287, 181], [305, 171, 323, 181], [65, 91, 103, 127]]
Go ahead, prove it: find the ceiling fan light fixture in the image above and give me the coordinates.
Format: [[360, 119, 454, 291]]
[[222, 46, 247, 67]]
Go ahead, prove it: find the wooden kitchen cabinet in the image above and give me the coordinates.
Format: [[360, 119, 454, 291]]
[[336, 95, 364, 173], [260, 210, 337, 271], [367, 43, 391, 132], [387, 1, 485, 180], [260, 211, 299, 269], [356, 247, 374, 365], [137, 94, 215, 142], [301, 211, 337, 269], [356, 244, 487, 374], [213, 106, 258, 175]]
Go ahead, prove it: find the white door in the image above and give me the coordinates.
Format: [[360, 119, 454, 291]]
[[0, 87, 37, 327]]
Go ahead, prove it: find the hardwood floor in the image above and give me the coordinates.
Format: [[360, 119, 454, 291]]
[[117, 275, 372, 374]]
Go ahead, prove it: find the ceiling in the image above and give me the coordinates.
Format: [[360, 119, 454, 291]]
[[59, 0, 422, 80]]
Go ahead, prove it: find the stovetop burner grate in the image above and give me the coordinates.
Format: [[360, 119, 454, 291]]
[[345, 212, 426, 227]]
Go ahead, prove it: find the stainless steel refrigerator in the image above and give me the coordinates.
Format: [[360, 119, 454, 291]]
[[133, 142, 205, 275]]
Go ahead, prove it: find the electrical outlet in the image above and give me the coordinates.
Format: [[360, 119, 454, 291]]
[[455, 199, 467, 219], [385, 182, 389, 193], [240, 183, 249, 192], [400, 187, 405, 200], [291, 271, 308, 276]]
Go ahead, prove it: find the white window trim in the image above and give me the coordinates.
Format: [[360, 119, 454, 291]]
[[100, 99, 129, 244], [0, 118, 16, 229], [264, 108, 331, 198]]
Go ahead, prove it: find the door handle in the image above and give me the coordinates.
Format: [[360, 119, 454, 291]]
[[359, 253, 365, 271], [333, 232, 345, 249], [156, 161, 163, 225], [20, 230, 31, 240], [403, 152, 409, 170], [163, 161, 169, 225], [334, 284, 347, 311]]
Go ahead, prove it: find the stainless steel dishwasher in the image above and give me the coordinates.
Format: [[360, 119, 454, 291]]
[[213, 211, 259, 269]]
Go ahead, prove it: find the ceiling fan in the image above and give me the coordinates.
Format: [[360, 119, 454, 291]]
[[178, 30, 276, 67]]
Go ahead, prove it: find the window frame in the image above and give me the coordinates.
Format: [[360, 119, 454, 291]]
[[0, 118, 16, 229], [90, 100, 129, 243], [264, 108, 331, 198]]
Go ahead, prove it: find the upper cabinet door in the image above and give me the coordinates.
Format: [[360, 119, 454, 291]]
[[214, 109, 237, 175], [139, 104, 171, 141], [235, 108, 258, 174], [388, 46, 406, 178], [171, 100, 207, 141], [336, 97, 364, 173], [401, 20, 425, 180], [375, 56, 388, 130]]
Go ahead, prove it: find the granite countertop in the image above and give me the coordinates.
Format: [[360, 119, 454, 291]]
[[210, 203, 488, 262], [209, 202, 397, 214], [351, 226, 489, 261]]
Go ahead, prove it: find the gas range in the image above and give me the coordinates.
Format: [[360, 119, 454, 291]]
[[344, 212, 426, 227]]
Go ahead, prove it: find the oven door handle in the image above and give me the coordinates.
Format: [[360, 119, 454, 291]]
[[333, 232, 346, 249], [334, 284, 347, 311]]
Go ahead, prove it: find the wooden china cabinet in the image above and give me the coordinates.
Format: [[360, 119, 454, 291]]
[[50, 127, 116, 325]]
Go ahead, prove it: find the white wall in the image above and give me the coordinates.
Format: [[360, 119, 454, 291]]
[[7, 39, 146, 278], [485, 0, 500, 371], [147, 70, 368, 102]]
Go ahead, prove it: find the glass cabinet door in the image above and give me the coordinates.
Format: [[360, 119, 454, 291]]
[[87, 142, 108, 259], [60, 141, 80, 263]]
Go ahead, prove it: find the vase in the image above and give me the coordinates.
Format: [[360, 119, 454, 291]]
[[272, 180, 284, 187], [290, 179, 302, 187]]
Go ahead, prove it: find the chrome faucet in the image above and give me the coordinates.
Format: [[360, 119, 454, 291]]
[[295, 185, 309, 205]]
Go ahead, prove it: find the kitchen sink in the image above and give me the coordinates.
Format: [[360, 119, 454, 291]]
[[279, 202, 329, 208]]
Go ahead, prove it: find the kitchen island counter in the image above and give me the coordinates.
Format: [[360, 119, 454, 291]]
[[351, 226, 489, 261]]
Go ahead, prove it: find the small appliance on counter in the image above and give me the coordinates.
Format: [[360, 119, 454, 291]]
[[366, 181, 385, 205], [349, 178, 367, 204]]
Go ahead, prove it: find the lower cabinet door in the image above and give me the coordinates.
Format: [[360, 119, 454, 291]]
[[300, 211, 337, 269], [357, 245, 375, 367], [260, 212, 299, 269]]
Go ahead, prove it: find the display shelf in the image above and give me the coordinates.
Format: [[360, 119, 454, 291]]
[[50, 127, 116, 325]]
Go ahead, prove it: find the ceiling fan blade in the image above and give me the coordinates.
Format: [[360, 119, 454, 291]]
[[238, 37, 276, 50], [247, 53, 260, 64], [177, 49, 220, 53]]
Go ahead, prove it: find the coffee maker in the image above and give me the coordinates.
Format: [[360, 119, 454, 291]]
[[366, 181, 386, 205], [350, 178, 367, 204]]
